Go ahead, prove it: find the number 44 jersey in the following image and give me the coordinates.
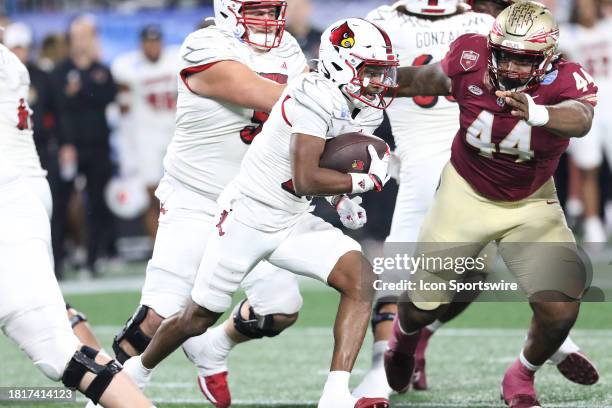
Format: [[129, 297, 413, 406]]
[[366, 6, 494, 164], [163, 25, 308, 198], [444, 34, 598, 201]]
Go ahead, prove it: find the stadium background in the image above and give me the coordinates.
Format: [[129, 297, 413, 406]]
[[0, 1, 611, 407]]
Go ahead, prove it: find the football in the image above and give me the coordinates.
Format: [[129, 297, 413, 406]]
[[319, 132, 389, 174]]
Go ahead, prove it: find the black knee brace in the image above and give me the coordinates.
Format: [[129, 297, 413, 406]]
[[233, 299, 282, 339], [112, 305, 152, 364], [66, 303, 88, 329], [62, 345, 122, 405], [371, 297, 397, 331]]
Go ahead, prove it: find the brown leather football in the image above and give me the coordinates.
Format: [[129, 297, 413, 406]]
[[319, 132, 389, 173]]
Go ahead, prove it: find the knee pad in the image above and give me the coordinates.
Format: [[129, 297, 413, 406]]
[[61, 345, 122, 405], [112, 305, 152, 364], [233, 299, 283, 339], [371, 297, 397, 331], [66, 303, 88, 328]]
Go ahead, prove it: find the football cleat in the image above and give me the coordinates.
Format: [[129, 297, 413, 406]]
[[383, 316, 419, 393], [411, 327, 434, 390], [197, 372, 231, 408], [355, 397, 389, 408], [501, 359, 541, 408], [556, 351, 599, 385]]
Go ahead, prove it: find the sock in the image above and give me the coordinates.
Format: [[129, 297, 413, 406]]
[[519, 350, 542, 372], [425, 319, 443, 333], [323, 371, 352, 397], [548, 336, 580, 365], [371, 340, 388, 369], [183, 324, 237, 376]]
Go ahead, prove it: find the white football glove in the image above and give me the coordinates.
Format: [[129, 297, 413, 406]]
[[327, 195, 367, 230], [388, 150, 401, 182], [349, 144, 391, 193]]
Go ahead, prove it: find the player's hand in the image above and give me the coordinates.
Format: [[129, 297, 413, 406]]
[[335, 195, 367, 230], [495, 90, 549, 126], [367, 144, 391, 191]]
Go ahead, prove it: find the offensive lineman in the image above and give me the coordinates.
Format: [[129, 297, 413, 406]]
[[111, 25, 179, 239], [355, 0, 598, 398], [104, 2, 366, 408], [0, 41, 153, 408], [384, 3, 598, 407], [124, 18, 397, 408]]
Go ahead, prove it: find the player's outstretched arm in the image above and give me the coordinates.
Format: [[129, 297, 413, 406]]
[[496, 90, 595, 139], [291, 133, 353, 196], [183, 60, 285, 112], [396, 62, 451, 97]]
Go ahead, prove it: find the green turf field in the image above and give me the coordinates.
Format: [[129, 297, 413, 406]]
[[0, 274, 610, 408]]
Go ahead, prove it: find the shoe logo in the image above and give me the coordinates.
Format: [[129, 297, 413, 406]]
[[468, 85, 483, 96]]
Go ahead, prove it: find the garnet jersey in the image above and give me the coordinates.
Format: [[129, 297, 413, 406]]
[[0, 44, 44, 178], [560, 17, 612, 95], [163, 26, 308, 198], [111, 47, 179, 141], [441, 34, 598, 201], [230, 72, 383, 231], [366, 6, 493, 161]]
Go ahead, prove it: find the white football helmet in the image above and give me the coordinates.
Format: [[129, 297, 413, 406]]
[[318, 18, 399, 110], [214, 0, 287, 49], [105, 177, 149, 220], [397, 0, 461, 16]]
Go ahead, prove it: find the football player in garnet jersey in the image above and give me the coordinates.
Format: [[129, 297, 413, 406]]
[[123, 18, 396, 408], [387, 2, 598, 407], [355, 0, 598, 398]]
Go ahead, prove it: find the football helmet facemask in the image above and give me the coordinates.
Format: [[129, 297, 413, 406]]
[[318, 18, 399, 110], [214, 0, 287, 49], [488, 1, 559, 91]]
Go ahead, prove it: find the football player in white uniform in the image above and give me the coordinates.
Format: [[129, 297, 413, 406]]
[[106, 2, 337, 407], [0, 42, 154, 408], [561, 0, 612, 242], [354, 0, 598, 399], [124, 18, 397, 408], [111, 25, 179, 239]]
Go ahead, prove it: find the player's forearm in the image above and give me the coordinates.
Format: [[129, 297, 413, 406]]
[[292, 168, 353, 196], [543, 100, 594, 139], [396, 63, 451, 97]]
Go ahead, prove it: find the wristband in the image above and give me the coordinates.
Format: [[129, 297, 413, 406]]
[[525, 93, 549, 127]]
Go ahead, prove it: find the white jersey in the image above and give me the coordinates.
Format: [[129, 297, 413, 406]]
[[111, 47, 179, 140], [231, 72, 383, 231], [0, 44, 44, 178], [560, 18, 612, 98], [163, 26, 308, 199], [366, 7, 493, 163]]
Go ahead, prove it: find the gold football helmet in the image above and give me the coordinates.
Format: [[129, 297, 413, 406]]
[[488, 1, 559, 90]]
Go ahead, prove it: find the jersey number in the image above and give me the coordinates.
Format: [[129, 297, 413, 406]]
[[240, 72, 288, 144], [411, 54, 455, 108], [147, 92, 177, 111], [466, 110, 534, 163], [573, 68, 595, 92]]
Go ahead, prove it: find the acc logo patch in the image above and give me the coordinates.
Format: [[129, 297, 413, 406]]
[[468, 85, 483, 96], [352, 160, 365, 171], [541, 69, 558, 86], [460, 50, 479, 71]]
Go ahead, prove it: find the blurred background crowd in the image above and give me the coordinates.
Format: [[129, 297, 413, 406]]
[[0, 0, 610, 280]]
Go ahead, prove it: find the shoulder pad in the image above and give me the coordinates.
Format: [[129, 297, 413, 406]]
[[366, 4, 398, 23], [275, 31, 306, 60], [180, 26, 242, 67], [291, 73, 346, 123]]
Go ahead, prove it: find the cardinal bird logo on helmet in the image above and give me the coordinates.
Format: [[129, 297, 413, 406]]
[[330, 22, 355, 49]]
